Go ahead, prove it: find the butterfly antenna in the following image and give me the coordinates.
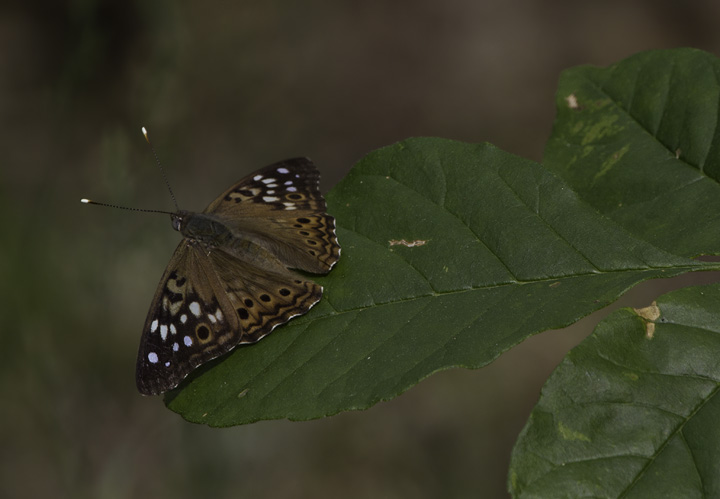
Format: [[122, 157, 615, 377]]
[[142, 126, 180, 212], [80, 198, 175, 215]]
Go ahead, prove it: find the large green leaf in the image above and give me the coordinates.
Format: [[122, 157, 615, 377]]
[[166, 138, 717, 426], [508, 283, 720, 498], [544, 48, 720, 257]]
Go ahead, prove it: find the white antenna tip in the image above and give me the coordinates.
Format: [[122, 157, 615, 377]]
[[81, 198, 91, 203], [141, 127, 151, 144]]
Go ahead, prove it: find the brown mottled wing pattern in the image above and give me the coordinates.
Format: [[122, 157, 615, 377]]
[[204, 158, 341, 274], [136, 240, 242, 395], [208, 247, 322, 344], [135, 158, 340, 395]]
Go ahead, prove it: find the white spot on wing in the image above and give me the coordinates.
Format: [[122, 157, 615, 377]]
[[287, 186, 297, 192], [165, 361, 171, 367], [160, 325, 168, 341], [277, 167, 289, 174], [173, 342, 179, 352], [148, 352, 159, 364], [208, 314, 217, 324], [151, 319, 159, 332], [261, 178, 276, 184], [184, 335, 192, 346], [170, 324, 177, 335], [189, 302, 201, 317], [180, 314, 187, 324], [215, 308, 223, 321], [253, 174, 263, 181], [263, 196, 280, 202]]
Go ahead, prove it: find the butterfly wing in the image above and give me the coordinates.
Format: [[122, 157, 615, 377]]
[[136, 239, 323, 395], [136, 239, 242, 395], [136, 158, 338, 395], [204, 157, 341, 274], [207, 247, 322, 344]]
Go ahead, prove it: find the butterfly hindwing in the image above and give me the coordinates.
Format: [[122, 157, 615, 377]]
[[208, 247, 323, 344]]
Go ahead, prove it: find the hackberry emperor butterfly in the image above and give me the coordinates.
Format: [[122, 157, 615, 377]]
[[84, 139, 340, 395]]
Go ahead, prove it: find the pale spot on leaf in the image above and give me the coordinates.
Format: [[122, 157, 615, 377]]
[[566, 93, 579, 109], [389, 239, 428, 247], [558, 421, 590, 442], [634, 302, 660, 339]]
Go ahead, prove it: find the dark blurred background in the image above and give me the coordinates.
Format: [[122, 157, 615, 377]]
[[3, 1, 720, 497]]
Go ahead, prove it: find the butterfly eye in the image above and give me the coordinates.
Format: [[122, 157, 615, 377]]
[[171, 215, 183, 231]]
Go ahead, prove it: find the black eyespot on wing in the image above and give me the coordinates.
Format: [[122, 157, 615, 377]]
[[197, 325, 210, 340], [237, 308, 249, 320], [279, 288, 290, 296], [260, 294, 271, 302], [244, 298, 254, 308]]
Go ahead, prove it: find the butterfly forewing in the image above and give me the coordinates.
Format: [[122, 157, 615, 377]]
[[136, 240, 243, 395], [204, 158, 341, 273], [205, 158, 324, 213], [135, 157, 340, 395]]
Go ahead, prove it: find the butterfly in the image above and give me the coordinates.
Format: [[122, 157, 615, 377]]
[[134, 157, 340, 395]]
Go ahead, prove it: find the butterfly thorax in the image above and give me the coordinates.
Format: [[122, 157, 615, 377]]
[[172, 211, 233, 247]]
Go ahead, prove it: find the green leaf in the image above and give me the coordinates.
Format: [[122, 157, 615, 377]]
[[544, 47, 720, 257], [508, 283, 720, 498], [165, 137, 717, 426]]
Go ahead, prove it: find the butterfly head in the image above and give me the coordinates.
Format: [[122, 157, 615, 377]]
[[171, 211, 190, 232]]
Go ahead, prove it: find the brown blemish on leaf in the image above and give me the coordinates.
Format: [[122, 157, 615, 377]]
[[389, 239, 428, 248], [633, 302, 660, 339], [644, 322, 656, 339]]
